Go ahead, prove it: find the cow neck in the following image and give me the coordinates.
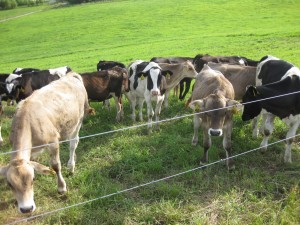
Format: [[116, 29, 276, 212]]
[[11, 112, 32, 161], [161, 64, 182, 89]]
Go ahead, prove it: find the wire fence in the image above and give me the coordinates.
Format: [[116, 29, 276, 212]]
[[1, 89, 300, 224]]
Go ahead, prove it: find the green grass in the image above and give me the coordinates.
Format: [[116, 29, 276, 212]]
[[1, 0, 300, 224]]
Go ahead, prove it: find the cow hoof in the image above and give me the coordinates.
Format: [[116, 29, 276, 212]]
[[192, 141, 198, 146], [228, 164, 235, 171], [58, 188, 67, 195], [199, 160, 207, 168]]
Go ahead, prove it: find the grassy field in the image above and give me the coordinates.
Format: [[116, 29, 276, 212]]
[[1, 0, 300, 224]]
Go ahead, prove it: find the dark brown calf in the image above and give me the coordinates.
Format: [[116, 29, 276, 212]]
[[81, 66, 128, 121]]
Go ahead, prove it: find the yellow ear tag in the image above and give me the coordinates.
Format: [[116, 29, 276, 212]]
[[140, 75, 144, 80], [166, 73, 170, 79], [195, 104, 201, 112], [232, 106, 238, 114], [21, 87, 25, 92], [49, 168, 56, 176]]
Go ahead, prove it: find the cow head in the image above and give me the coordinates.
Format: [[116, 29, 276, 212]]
[[242, 86, 262, 121], [182, 61, 198, 78], [0, 159, 54, 213], [137, 67, 163, 96], [161, 70, 173, 80], [189, 93, 241, 136]]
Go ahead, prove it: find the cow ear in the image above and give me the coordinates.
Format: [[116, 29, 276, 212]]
[[30, 161, 56, 176], [136, 72, 148, 80], [189, 100, 204, 112], [247, 86, 259, 96], [0, 166, 8, 177], [226, 99, 243, 114], [161, 70, 173, 79]]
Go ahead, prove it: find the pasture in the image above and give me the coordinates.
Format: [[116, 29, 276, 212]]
[[1, 0, 300, 224]]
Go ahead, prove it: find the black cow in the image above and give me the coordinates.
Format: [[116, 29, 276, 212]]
[[97, 60, 126, 71], [242, 57, 300, 163]]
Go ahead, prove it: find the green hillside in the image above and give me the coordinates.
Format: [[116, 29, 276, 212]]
[[0, 0, 300, 224]]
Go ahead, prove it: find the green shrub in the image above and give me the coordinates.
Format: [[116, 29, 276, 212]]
[[0, 0, 17, 9], [16, 0, 28, 6]]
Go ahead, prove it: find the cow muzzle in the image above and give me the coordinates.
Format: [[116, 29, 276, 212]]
[[151, 90, 160, 96], [20, 205, 35, 214], [208, 128, 223, 136]]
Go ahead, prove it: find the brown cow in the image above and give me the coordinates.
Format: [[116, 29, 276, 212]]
[[158, 61, 197, 108], [188, 65, 241, 170], [207, 62, 257, 100], [193, 54, 258, 73], [0, 72, 91, 213], [80, 66, 128, 122]]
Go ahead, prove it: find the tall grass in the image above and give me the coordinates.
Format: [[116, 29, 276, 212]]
[[0, 0, 300, 224]]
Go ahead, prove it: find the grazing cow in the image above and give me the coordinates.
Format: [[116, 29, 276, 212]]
[[207, 62, 257, 99], [6, 66, 71, 102], [0, 72, 91, 213], [80, 66, 128, 121], [126, 60, 167, 132], [188, 65, 241, 170], [192, 54, 258, 73], [150, 57, 194, 100], [157, 61, 197, 108], [97, 60, 126, 71], [242, 57, 300, 163]]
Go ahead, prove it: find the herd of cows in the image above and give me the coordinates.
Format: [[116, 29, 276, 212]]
[[0, 53, 300, 214]]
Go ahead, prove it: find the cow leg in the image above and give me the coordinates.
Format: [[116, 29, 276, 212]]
[[102, 99, 111, 111], [49, 142, 66, 194], [138, 97, 145, 122], [0, 126, 3, 147], [113, 95, 122, 122], [200, 128, 211, 165], [192, 115, 201, 146], [154, 97, 164, 130], [180, 79, 191, 100], [130, 95, 137, 122], [163, 90, 170, 108], [260, 113, 275, 152], [283, 115, 300, 163], [173, 85, 179, 97], [252, 115, 260, 138], [223, 120, 235, 170], [179, 80, 185, 100], [146, 101, 154, 132], [68, 135, 79, 174], [259, 111, 269, 136]]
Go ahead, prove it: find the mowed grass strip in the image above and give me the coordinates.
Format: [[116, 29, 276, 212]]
[[1, 0, 300, 224]]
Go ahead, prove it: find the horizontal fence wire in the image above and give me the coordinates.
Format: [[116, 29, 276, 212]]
[[5, 133, 300, 225], [2, 90, 300, 225], [1, 89, 300, 157]]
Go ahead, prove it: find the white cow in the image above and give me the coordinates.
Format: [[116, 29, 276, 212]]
[[0, 72, 92, 213], [126, 60, 166, 132]]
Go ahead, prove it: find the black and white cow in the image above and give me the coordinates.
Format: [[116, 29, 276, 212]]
[[125, 60, 167, 132], [6, 66, 71, 102], [251, 56, 297, 137], [242, 56, 300, 163]]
